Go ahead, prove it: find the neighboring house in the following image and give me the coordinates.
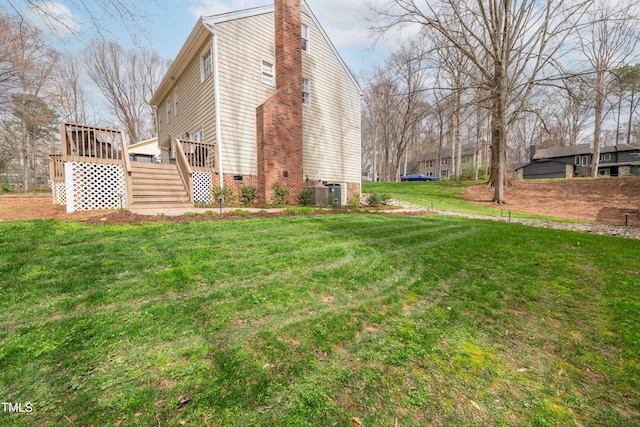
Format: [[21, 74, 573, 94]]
[[409, 143, 489, 179], [516, 144, 640, 179], [127, 137, 160, 162], [150, 0, 363, 203]]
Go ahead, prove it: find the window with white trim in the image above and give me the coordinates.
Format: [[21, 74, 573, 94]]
[[302, 24, 309, 52], [581, 155, 588, 166], [166, 99, 171, 124], [600, 153, 611, 162], [261, 61, 274, 85], [201, 49, 212, 82], [302, 78, 310, 106]]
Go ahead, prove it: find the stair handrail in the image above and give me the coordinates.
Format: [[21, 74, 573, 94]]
[[174, 138, 194, 204], [120, 131, 133, 208]]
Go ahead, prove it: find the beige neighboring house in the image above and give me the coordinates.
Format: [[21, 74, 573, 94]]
[[150, 0, 363, 204], [127, 137, 161, 160]]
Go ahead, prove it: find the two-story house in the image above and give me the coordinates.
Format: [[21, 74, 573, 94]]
[[516, 144, 640, 179], [150, 0, 363, 204]]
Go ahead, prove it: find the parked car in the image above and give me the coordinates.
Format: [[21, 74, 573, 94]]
[[400, 174, 440, 182]]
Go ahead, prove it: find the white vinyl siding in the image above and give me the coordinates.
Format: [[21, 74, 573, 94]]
[[300, 12, 361, 184], [158, 36, 216, 163], [216, 12, 276, 176]]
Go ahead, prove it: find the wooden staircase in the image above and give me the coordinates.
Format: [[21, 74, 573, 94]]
[[130, 162, 192, 208]]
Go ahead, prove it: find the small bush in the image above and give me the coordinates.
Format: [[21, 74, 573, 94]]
[[211, 185, 236, 205], [241, 185, 258, 206], [271, 182, 290, 205], [1, 177, 13, 193], [297, 188, 313, 206], [366, 192, 392, 207], [347, 194, 361, 208]]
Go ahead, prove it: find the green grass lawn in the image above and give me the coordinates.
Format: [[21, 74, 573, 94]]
[[364, 180, 557, 220], [1, 215, 638, 426]]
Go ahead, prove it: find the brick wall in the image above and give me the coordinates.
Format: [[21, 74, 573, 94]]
[[256, 0, 304, 204]]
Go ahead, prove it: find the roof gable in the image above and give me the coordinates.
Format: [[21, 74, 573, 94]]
[[152, 0, 362, 106]]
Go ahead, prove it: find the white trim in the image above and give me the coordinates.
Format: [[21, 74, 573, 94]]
[[261, 60, 275, 86], [302, 23, 309, 53], [202, 18, 225, 188], [200, 48, 212, 82], [302, 77, 310, 106]]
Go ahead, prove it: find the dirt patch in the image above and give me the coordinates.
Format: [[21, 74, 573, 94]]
[[0, 194, 113, 222], [463, 177, 640, 227]]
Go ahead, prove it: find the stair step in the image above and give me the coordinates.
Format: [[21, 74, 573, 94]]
[[133, 188, 190, 197], [129, 162, 193, 208]]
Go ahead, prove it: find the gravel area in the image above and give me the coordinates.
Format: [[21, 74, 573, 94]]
[[386, 199, 640, 240]]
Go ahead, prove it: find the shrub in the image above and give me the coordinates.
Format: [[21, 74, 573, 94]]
[[240, 185, 258, 206], [1, 177, 13, 194], [271, 182, 290, 205], [347, 194, 361, 208], [366, 192, 392, 207], [211, 185, 236, 205], [297, 188, 313, 206]]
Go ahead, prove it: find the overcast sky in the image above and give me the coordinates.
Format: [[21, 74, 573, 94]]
[[11, 0, 409, 79]]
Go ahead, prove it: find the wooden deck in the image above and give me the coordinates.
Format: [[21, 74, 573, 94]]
[[50, 123, 217, 211]]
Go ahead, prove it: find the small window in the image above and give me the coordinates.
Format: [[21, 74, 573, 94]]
[[581, 155, 588, 166], [201, 49, 212, 82], [261, 61, 274, 85], [575, 156, 580, 165], [166, 99, 171, 124], [302, 24, 309, 52], [302, 78, 310, 106], [173, 88, 178, 116], [600, 153, 611, 162]]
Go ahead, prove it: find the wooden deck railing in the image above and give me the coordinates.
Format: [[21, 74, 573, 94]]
[[173, 139, 217, 204], [57, 122, 133, 207], [61, 122, 127, 165], [178, 140, 217, 172], [48, 154, 64, 183], [174, 139, 194, 203]]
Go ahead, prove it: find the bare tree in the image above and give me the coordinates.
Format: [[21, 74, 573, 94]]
[[1, 14, 57, 191], [362, 41, 429, 181], [371, 0, 592, 203], [575, 0, 640, 176], [49, 57, 88, 124], [4, 0, 157, 43], [85, 40, 170, 144]]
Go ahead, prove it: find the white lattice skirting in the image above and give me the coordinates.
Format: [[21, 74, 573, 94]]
[[64, 162, 129, 213], [50, 182, 66, 205], [193, 171, 213, 204]]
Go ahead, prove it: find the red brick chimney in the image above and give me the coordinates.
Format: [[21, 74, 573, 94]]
[[256, 0, 304, 204]]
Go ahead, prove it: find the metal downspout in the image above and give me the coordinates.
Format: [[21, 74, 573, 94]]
[[203, 18, 224, 188]]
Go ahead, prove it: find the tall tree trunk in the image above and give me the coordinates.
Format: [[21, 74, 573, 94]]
[[592, 70, 605, 177], [628, 90, 635, 145]]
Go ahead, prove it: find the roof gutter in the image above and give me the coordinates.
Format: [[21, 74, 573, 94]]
[[202, 17, 224, 189]]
